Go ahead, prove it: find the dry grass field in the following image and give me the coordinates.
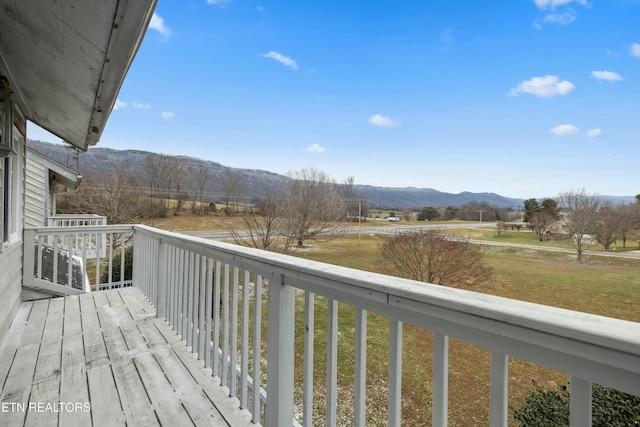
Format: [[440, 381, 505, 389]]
[[292, 233, 640, 425]]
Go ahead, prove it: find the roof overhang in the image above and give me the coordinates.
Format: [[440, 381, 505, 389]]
[[0, 0, 157, 151], [27, 146, 82, 190]]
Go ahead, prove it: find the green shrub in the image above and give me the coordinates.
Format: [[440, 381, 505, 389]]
[[100, 247, 133, 284], [512, 381, 640, 426]]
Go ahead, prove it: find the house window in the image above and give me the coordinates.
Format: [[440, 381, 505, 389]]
[[0, 123, 24, 247]]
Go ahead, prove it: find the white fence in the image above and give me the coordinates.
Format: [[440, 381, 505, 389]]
[[46, 214, 108, 257], [47, 214, 108, 227], [24, 225, 134, 294], [23, 224, 640, 426]]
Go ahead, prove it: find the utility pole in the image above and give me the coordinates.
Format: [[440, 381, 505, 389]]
[[358, 198, 362, 247]]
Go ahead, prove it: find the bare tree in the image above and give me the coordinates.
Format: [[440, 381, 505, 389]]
[[166, 156, 188, 210], [593, 202, 623, 251], [496, 221, 507, 236], [618, 202, 640, 248], [222, 169, 246, 215], [529, 211, 556, 242], [192, 163, 212, 215], [66, 166, 146, 224], [64, 166, 148, 250], [281, 168, 345, 247], [228, 189, 294, 253], [144, 154, 163, 200], [558, 188, 601, 262], [339, 176, 367, 221], [379, 230, 492, 288]]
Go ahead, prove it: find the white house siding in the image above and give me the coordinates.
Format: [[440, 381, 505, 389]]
[[0, 118, 26, 341], [24, 154, 47, 227], [0, 235, 22, 341]]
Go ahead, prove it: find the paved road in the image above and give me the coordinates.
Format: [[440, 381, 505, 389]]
[[469, 239, 640, 260], [181, 222, 487, 240], [181, 223, 640, 260]]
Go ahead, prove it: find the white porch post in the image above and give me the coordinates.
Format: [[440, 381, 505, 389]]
[[490, 351, 508, 427], [132, 229, 140, 291], [570, 377, 592, 427], [265, 273, 295, 427], [156, 239, 167, 319], [388, 319, 403, 427], [353, 308, 367, 427], [432, 333, 449, 427]]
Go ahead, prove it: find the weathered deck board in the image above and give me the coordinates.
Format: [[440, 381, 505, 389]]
[[42, 300, 63, 345], [151, 317, 255, 426], [62, 296, 82, 337], [86, 364, 126, 427], [0, 342, 39, 426], [59, 333, 91, 426], [79, 294, 109, 368], [107, 336, 158, 427], [0, 288, 254, 427], [136, 317, 229, 426], [133, 351, 195, 426], [24, 378, 59, 427]]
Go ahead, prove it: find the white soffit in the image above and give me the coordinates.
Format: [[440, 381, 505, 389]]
[[0, 0, 157, 150]]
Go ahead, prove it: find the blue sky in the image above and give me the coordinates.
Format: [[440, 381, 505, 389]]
[[28, 0, 640, 199]]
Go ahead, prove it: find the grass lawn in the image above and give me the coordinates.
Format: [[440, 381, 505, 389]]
[[291, 233, 640, 425], [447, 225, 640, 253]]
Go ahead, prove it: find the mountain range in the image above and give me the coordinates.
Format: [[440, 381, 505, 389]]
[[28, 139, 534, 209]]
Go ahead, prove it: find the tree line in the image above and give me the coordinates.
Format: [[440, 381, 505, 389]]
[[57, 154, 366, 253], [228, 168, 364, 252], [415, 202, 517, 222], [521, 189, 640, 262]]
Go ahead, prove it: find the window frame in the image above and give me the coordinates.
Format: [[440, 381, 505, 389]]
[[0, 100, 25, 250]]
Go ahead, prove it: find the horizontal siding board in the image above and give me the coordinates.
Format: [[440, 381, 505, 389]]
[[0, 243, 23, 341], [24, 156, 47, 228]]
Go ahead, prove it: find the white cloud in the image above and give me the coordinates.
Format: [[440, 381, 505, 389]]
[[550, 124, 579, 135], [260, 51, 298, 70], [542, 10, 576, 24], [114, 98, 127, 110], [149, 13, 170, 36], [533, 0, 586, 9], [369, 114, 400, 127], [441, 27, 453, 44], [307, 143, 327, 153], [257, 6, 265, 12], [587, 128, 602, 137], [207, 0, 230, 5], [509, 75, 575, 97], [161, 112, 175, 119], [533, 0, 586, 27], [132, 102, 150, 109], [591, 70, 623, 82], [631, 43, 640, 58]]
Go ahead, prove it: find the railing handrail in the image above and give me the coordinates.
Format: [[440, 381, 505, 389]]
[[132, 224, 640, 353], [27, 223, 640, 372], [24, 223, 640, 425], [26, 225, 133, 235], [48, 213, 108, 219]]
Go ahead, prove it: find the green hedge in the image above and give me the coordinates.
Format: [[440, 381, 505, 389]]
[[512, 381, 640, 426], [100, 247, 133, 284]]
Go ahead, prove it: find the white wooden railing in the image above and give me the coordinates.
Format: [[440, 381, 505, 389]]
[[24, 224, 640, 426], [23, 225, 134, 294], [47, 213, 108, 227], [46, 214, 108, 257]]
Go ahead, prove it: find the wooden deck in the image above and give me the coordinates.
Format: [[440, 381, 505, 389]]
[[0, 288, 255, 427]]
